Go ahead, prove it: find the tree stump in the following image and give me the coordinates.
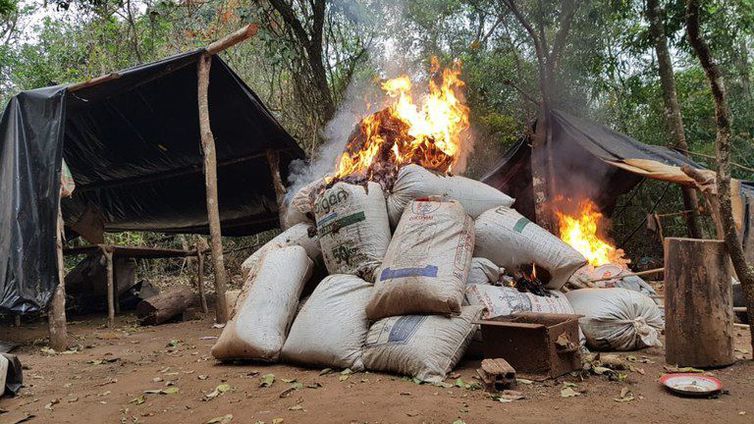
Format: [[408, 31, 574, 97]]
[[136, 287, 195, 326], [664, 238, 735, 368]]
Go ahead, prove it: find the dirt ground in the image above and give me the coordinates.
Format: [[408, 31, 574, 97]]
[[0, 313, 752, 424]]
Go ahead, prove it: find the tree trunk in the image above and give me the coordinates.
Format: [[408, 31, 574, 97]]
[[646, 0, 702, 238], [266, 149, 288, 229], [664, 238, 735, 367], [136, 287, 195, 325], [104, 248, 115, 328], [48, 208, 68, 351], [197, 54, 229, 324], [195, 242, 208, 314], [686, 0, 754, 355], [531, 109, 555, 233]]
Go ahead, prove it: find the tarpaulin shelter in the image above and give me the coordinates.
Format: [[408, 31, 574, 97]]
[[481, 109, 707, 220], [0, 45, 305, 314], [481, 109, 754, 266]]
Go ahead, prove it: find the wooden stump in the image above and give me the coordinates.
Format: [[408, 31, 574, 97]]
[[136, 287, 195, 326], [664, 238, 735, 368]]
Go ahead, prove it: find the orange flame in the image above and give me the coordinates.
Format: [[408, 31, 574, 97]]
[[555, 199, 626, 267], [334, 57, 469, 179]]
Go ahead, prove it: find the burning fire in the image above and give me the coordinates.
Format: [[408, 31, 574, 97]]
[[555, 199, 626, 267], [334, 57, 470, 180]]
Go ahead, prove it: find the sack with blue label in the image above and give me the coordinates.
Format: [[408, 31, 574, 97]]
[[366, 199, 474, 320], [362, 305, 484, 383], [314, 181, 391, 281]]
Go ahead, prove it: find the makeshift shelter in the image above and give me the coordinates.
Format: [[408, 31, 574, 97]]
[[0, 32, 305, 315], [481, 109, 707, 220]]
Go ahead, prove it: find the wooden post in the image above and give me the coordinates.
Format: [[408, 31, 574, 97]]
[[195, 242, 208, 313], [266, 150, 288, 229], [48, 208, 68, 351], [103, 247, 115, 328], [198, 54, 228, 324], [664, 238, 735, 368]]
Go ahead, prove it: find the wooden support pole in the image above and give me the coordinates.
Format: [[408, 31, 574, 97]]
[[266, 149, 288, 229], [48, 208, 68, 351], [664, 238, 735, 368], [103, 247, 115, 328], [195, 242, 208, 314], [198, 53, 228, 324], [206, 23, 259, 55]]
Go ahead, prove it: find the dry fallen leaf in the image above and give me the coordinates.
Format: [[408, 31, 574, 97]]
[[560, 387, 580, 398], [206, 414, 233, 424], [204, 383, 231, 401], [260, 374, 275, 388], [129, 395, 145, 405]]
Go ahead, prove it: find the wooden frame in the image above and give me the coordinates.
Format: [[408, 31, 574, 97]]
[[48, 23, 261, 345]]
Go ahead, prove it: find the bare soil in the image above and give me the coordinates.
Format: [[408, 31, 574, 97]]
[[0, 313, 752, 424]]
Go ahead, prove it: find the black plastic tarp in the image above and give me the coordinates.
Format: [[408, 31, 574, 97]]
[[0, 49, 305, 313], [481, 109, 701, 221]]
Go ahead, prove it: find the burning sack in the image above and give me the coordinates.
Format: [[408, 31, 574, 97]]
[[315, 181, 391, 281], [465, 284, 573, 319], [467, 257, 503, 285], [565, 288, 664, 351], [282, 275, 372, 371], [473, 206, 587, 290], [211, 246, 313, 362], [362, 305, 484, 383], [386, 164, 514, 227], [366, 199, 474, 320], [240, 223, 321, 282]]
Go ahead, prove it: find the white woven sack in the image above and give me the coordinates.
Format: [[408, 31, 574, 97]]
[[282, 274, 372, 370], [565, 288, 664, 351], [467, 257, 503, 285], [367, 199, 474, 319], [465, 284, 573, 319], [240, 223, 320, 281], [386, 165, 514, 227], [362, 305, 484, 383], [315, 181, 391, 281], [474, 206, 587, 289], [211, 246, 313, 361]]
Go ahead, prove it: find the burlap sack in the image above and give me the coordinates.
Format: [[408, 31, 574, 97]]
[[211, 246, 313, 361], [366, 199, 474, 320], [362, 305, 484, 383], [282, 274, 372, 370]]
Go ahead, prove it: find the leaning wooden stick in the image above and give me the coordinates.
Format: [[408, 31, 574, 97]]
[[588, 267, 665, 283]]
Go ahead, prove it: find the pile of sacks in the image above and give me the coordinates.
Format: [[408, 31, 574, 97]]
[[212, 165, 665, 382]]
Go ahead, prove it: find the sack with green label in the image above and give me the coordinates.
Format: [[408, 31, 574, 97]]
[[473, 206, 586, 290], [315, 181, 391, 281]]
